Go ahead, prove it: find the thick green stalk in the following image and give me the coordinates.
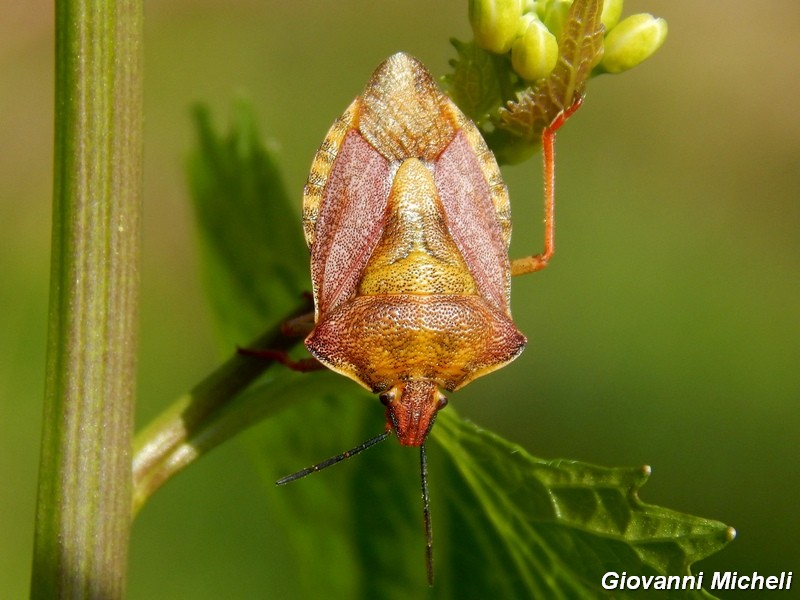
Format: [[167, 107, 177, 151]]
[[31, 0, 143, 598], [132, 303, 311, 516]]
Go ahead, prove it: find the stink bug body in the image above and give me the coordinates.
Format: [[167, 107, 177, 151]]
[[303, 52, 525, 446], [275, 52, 579, 584]]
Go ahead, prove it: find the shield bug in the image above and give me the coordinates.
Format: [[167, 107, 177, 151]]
[[276, 52, 579, 584]]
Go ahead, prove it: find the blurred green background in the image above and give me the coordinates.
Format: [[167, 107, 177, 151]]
[[2, 1, 798, 597]]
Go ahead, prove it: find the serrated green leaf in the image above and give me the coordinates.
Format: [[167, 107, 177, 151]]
[[246, 392, 732, 599], [432, 413, 733, 598], [187, 101, 308, 344]]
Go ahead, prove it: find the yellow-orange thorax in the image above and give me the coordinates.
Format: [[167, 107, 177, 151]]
[[357, 158, 477, 298]]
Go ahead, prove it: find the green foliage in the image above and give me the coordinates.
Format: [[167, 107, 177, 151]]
[[179, 102, 734, 598], [188, 102, 307, 342], [132, 103, 317, 514], [434, 415, 733, 598], [443, 39, 514, 125]]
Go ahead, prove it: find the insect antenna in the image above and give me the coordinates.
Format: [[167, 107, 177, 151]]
[[420, 443, 434, 586], [276, 430, 392, 485]]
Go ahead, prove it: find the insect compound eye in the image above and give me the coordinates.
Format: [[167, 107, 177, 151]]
[[436, 392, 448, 411], [379, 390, 396, 407]]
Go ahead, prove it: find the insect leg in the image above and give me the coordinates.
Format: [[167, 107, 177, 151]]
[[236, 347, 324, 373], [510, 97, 584, 277], [280, 311, 315, 337]]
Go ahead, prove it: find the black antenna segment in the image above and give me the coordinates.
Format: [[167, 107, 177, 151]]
[[276, 430, 392, 486], [420, 443, 434, 586]]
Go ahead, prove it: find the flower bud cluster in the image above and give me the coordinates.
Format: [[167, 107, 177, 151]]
[[468, 0, 667, 80]]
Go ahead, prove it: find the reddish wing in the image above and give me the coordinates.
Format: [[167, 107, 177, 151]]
[[434, 131, 511, 314], [310, 130, 391, 317]]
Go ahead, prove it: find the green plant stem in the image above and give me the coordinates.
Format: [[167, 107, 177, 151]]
[[132, 302, 311, 516], [30, 1, 143, 598]]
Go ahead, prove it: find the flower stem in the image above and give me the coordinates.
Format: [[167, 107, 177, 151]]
[[132, 302, 311, 516], [30, 0, 143, 597]]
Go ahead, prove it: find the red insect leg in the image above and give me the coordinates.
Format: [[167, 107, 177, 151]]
[[510, 97, 584, 277], [237, 347, 324, 373]]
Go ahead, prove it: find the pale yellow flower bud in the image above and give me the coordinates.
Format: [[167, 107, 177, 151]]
[[540, 0, 570, 40], [511, 15, 559, 81], [469, 0, 524, 54], [601, 13, 668, 74], [600, 0, 624, 32]]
